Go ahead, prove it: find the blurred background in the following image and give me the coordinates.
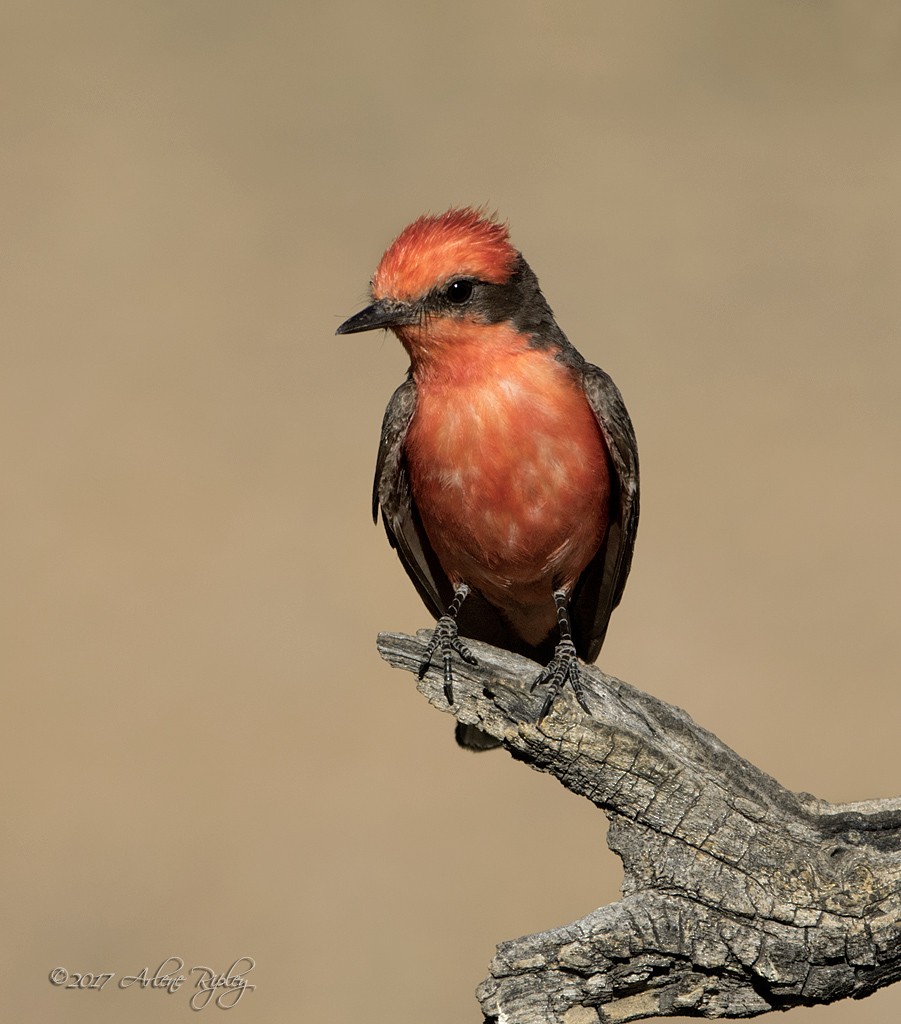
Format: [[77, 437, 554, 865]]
[[3, 2, 900, 1021]]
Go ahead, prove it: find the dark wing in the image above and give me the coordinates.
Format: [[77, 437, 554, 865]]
[[373, 376, 454, 621], [570, 363, 640, 663]]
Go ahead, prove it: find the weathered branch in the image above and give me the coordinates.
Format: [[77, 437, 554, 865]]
[[377, 630, 901, 1023]]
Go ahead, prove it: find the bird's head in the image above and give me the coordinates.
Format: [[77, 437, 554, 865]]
[[336, 208, 558, 371]]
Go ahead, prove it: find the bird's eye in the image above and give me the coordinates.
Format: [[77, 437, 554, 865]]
[[445, 279, 474, 305]]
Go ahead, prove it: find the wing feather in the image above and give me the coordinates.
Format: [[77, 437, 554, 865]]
[[571, 363, 640, 662], [373, 376, 452, 620]]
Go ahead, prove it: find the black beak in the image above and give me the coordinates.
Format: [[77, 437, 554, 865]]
[[335, 298, 417, 335]]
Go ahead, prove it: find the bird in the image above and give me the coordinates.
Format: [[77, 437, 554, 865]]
[[337, 208, 639, 749]]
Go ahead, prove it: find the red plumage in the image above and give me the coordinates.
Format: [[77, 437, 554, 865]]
[[404, 321, 610, 646], [372, 208, 516, 301], [338, 208, 639, 748]]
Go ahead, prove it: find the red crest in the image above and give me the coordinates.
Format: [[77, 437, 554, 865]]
[[372, 208, 517, 301]]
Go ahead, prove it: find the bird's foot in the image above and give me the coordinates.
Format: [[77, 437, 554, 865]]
[[418, 615, 478, 706], [531, 638, 591, 723]]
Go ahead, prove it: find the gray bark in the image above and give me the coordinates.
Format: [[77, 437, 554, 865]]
[[377, 631, 901, 1023]]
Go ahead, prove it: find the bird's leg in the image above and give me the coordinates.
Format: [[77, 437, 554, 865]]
[[531, 588, 591, 723], [418, 583, 478, 706]]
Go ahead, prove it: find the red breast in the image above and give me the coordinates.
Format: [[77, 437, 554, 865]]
[[403, 320, 610, 645]]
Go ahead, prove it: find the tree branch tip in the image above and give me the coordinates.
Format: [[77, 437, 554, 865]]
[[375, 628, 901, 1021]]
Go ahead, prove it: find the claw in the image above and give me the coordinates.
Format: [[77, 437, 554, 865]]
[[418, 593, 477, 706], [528, 588, 593, 723], [531, 637, 589, 723]]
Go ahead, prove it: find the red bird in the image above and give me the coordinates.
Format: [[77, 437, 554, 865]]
[[337, 209, 639, 748]]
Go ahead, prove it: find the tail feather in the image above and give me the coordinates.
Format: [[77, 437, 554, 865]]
[[454, 723, 502, 751]]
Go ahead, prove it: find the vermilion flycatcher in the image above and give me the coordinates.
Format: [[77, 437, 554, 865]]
[[338, 209, 639, 749]]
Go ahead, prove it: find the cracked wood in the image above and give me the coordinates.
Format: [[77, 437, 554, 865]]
[[377, 630, 901, 1023]]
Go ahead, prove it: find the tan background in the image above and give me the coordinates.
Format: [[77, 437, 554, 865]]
[[3, 2, 900, 1021]]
